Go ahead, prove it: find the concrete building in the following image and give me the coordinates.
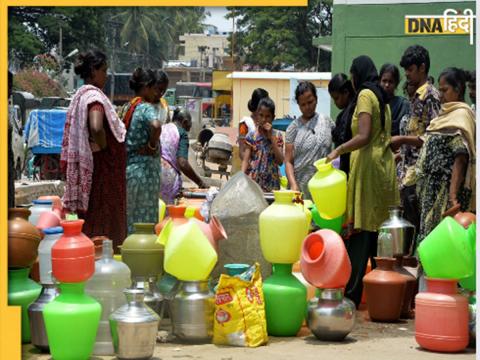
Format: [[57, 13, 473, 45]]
[[178, 33, 229, 69], [330, 0, 475, 97]]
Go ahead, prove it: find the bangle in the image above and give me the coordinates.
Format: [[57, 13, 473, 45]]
[[147, 142, 158, 151]]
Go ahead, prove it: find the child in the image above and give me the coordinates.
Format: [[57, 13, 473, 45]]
[[241, 97, 284, 192]]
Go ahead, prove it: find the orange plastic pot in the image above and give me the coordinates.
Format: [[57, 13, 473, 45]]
[[155, 205, 188, 235], [300, 229, 351, 289], [415, 278, 468, 352], [51, 220, 95, 283]]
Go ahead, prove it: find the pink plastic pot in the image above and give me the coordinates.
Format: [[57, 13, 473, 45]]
[[300, 229, 351, 288], [36, 209, 63, 231], [190, 216, 228, 253]]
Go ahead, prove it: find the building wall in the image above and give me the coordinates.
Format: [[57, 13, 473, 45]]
[[178, 34, 229, 67], [231, 78, 329, 126], [332, 1, 476, 102]]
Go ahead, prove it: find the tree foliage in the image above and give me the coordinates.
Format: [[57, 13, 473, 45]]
[[13, 69, 67, 97], [9, 7, 107, 67], [227, 1, 332, 71]]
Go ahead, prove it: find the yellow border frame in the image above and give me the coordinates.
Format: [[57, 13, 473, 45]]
[[1, 1, 307, 359]]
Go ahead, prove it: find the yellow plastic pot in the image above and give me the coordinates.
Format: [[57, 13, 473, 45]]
[[158, 220, 218, 281], [259, 190, 308, 264], [308, 158, 347, 219]]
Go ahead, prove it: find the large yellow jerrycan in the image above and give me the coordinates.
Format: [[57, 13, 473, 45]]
[[259, 190, 308, 264], [308, 158, 347, 220], [158, 220, 218, 281]]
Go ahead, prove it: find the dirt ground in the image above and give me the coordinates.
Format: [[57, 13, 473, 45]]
[[21, 308, 476, 360]]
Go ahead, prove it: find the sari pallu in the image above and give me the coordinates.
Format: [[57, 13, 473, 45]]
[[160, 123, 182, 204]]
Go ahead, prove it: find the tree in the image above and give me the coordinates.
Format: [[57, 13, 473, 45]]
[[8, 7, 108, 68], [226, 1, 332, 71]]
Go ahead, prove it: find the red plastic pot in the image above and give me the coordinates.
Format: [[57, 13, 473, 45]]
[[300, 229, 351, 288], [51, 220, 95, 283]]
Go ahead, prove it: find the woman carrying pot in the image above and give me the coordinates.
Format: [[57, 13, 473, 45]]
[[326, 55, 399, 307], [285, 81, 334, 199]]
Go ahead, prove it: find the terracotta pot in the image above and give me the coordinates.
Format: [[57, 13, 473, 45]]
[[363, 257, 406, 322], [415, 278, 469, 352], [51, 220, 95, 283], [91, 236, 106, 260], [189, 216, 227, 253], [393, 256, 416, 319], [454, 212, 476, 229], [8, 208, 42, 268], [155, 205, 188, 235], [36, 209, 63, 231], [300, 229, 351, 289]]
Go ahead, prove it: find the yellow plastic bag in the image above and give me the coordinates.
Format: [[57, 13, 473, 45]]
[[213, 263, 268, 347]]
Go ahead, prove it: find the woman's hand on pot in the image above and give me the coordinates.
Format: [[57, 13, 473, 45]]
[[326, 149, 340, 163], [442, 202, 461, 218]]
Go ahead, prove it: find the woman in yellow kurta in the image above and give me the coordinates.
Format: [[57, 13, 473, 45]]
[[327, 55, 399, 307]]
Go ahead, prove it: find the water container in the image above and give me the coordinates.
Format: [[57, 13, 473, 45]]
[[51, 220, 95, 283], [418, 217, 474, 279], [307, 158, 347, 219], [38, 227, 63, 285], [415, 278, 468, 352], [29, 199, 53, 226], [259, 190, 308, 264], [86, 239, 131, 356], [160, 220, 218, 281]]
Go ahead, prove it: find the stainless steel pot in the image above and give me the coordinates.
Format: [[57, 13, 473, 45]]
[[170, 280, 214, 343], [307, 288, 355, 341], [28, 284, 59, 351], [109, 288, 159, 360], [132, 276, 164, 318], [378, 206, 415, 257]]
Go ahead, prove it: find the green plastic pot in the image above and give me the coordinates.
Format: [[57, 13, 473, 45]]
[[8, 267, 41, 343], [460, 223, 476, 291], [310, 205, 343, 234], [418, 217, 474, 279], [43, 282, 101, 360], [263, 263, 306, 336]]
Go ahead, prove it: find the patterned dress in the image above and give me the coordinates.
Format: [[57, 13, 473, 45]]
[[416, 134, 471, 243], [245, 130, 284, 192], [126, 103, 162, 234], [285, 113, 334, 199], [398, 83, 441, 189]]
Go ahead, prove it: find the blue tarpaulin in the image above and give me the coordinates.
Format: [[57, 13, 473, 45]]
[[24, 109, 67, 154]]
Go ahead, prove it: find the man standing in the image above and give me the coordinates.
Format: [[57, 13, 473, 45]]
[[391, 45, 441, 237]]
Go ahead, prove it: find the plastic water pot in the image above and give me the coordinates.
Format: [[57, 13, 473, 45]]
[[418, 217, 474, 279], [308, 158, 347, 219], [160, 220, 218, 281]]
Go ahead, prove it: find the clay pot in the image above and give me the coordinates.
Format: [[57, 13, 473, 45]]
[[8, 208, 43, 268], [155, 205, 188, 235], [362, 257, 407, 322], [300, 229, 351, 289], [190, 216, 227, 253], [51, 220, 95, 283], [393, 256, 416, 319], [36, 209, 63, 231], [454, 212, 476, 229]]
